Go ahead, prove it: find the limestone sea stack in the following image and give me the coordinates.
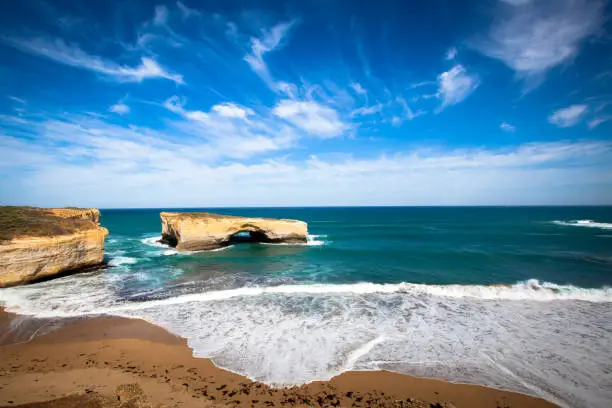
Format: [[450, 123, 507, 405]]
[[0, 207, 108, 287], [160, 212, 308, 251]]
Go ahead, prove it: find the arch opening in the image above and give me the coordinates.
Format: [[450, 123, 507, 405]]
[[227, 230, 271, 245]]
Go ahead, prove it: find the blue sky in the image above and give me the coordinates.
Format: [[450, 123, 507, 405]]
[[1, 0, 611, 207]]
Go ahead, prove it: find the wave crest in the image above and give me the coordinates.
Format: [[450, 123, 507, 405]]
[[1, 277, 610, 407], [108, 256, 138, 267], [105, 279, 611, 313], [553, 220, 612, 230]]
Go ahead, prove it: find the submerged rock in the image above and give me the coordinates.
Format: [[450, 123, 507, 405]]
[[0, 207, 108, 287], [160, 212, 308, 251]]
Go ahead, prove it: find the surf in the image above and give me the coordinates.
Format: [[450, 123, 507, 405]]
[[1, 275, 610, 408], [552, 219, 612, 230]]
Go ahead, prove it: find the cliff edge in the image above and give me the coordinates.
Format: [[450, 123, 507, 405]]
[[0, 207, 108, 287], [160, 212, 308, 251]]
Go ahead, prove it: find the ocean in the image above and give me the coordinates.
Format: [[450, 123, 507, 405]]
[[1, 207, 611, 407]]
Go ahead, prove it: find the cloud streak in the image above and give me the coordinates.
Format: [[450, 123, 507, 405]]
[[2, 3, 611, 207], [244, 21, 296, 89], [548, 104, 588, 127], [162, 96, 297, 158], [588, 115, 612, 129], [1, 113, 610, 207], [473, 0, 603, 85], [3, 37, 184, 84]]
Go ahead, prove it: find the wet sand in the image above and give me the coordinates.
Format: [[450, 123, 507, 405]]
[[0, 310, 557, 407]]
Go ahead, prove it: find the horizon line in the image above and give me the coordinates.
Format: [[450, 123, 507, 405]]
[[94, 204, 612, 210]]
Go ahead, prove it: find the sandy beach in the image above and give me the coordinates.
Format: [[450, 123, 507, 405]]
[[0, 309, 557, 408]]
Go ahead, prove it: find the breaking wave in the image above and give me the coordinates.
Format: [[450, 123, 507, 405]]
[[107, 256, 138, 267], [553, 220, 612, 230], [1, 276, 611, 408], [140, 236, 167, 248], [106, 279, 612, 312], [2, 279, 610, 320], [307, 234, 327, 246], [141, 234, 328, 251]]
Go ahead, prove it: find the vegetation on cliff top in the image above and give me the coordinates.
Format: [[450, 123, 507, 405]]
[[0, 206, 98, 242], [161, 212, 289, 222]]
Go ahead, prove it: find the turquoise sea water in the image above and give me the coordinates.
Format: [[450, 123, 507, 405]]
[[1, 207, 612, 407]]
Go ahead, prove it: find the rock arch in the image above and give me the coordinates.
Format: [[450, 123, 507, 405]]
[[160, 212, 308, 251]]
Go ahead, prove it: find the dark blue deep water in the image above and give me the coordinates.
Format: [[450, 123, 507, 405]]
[[2, 207, 612, 408]]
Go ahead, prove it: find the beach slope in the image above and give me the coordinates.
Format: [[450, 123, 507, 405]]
[[0, 311, 557, 408]]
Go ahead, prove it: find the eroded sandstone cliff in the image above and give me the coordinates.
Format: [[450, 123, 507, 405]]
[[0, 207, 108, 287], [160, 212, 308, 251]]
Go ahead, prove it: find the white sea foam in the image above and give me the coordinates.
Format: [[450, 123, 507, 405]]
[[108, 256, 138, 267], [259, 234, 327, 247], [141, 236, 167, 248], [208, 245, 234, 252], [98, 280, 612, 311], [307, 234, 327, 246], [2, 279, 610, 317], [144, 233, 327, 250], [1, 277, 611, 407], [553, 220, 612, 230], [141, 235, 181, 256]]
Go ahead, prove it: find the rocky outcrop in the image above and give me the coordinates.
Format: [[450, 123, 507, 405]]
[[160, 212, 308, 251], [0, 207, 108, 287]]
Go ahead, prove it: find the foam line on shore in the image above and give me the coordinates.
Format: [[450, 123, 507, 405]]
[[2, 279, 610, 321], [101, 279, 612, 313], [1, 277, 611, 407]]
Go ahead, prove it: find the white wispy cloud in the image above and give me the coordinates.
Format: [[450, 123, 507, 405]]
[[212, 103, 254, 119], [273, 100, 347, 138], [501, 0, 532, 5], [244, 21, 296, 88], [238, 20, 398, 131], [349, 86, 428, 125], [177, 1, 201, 19], [109, 102, 130, 115], [445, 47, 458, 60], [350, 83, 367, 97], [548, 104, 588, 127], [436, 65, 479, 111], [350, 103, 384, 117], [588, 115, 612, 129], [7, 96, 26, 104], [0, 115, 33, 126], [129, 3, 192, 51], [162, 96, 298, 158], [2, 114, 610, 206], [153, 5, 169, 26], [395, 96, 425, 122], [3, 37, 184, 84], [225, 22, 239, 38], [473, 0, 603, 84], [500, 122, 516, 132], [409, 81, 437, 89]]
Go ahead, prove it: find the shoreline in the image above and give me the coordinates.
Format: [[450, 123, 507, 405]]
[[0, 308, 557, 407]]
